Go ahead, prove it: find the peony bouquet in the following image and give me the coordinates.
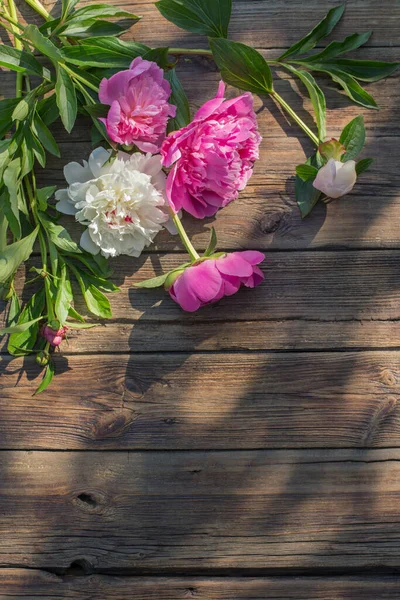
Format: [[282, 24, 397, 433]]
[[0, 0, 398, 392]]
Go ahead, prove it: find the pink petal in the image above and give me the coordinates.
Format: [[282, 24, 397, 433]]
[[216, 253, 254, 277]]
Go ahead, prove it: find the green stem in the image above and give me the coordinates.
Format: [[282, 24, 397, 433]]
[[271, 90, 320, 146], [169, 47, 213, 57], [62, 64, 99, 93], [7, 0, 23, 97], [23, 0, 50, 21], [169, 209, 200, 262]]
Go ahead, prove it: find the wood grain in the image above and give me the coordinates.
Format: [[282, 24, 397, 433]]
[[1, 352, 399, 449], [1, 449, 400, 570], [1, 571, 400, 599]]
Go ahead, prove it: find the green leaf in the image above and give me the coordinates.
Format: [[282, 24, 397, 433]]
[[204, 227, 217, 256], [55, 66, 77, 133], [134, 272, 170, 288], [321, 58, 400, 82], [70, 4, 140, 20], [62, 0, 79, 19], [61, 43, 135, 68], [356, 157, 374, 176], [37, 187, 57, 213], [38, 212, 82, 254], [55, 265, 73, 325], [165, 68, 191, 132], [143, 47, 171, 69], [279, 4, 345, 59], [6, 290, 20, 327], [296, 153, 324, 218], [59, 19, 128, 38], [11, 98, 30, 121], [84, 103, 109, 118], [210, 38, 273, 93], [339, 115, 366, 160], [285, 66, 326, 140], [68, 305, 85, 322], [24, 24, 63, 63], [66, 321, 98, 329], [37, 94, 59, 127], [0, 44, 50, 79], [0, 316, 44, 335], [305, 32, 372, 62], [156, 0, 232, 38], [0, 227, 39, 284], [302, 66, 378, 109], [74, 269, 112, 318], [34, 360, 55, 395], [32, 112, 61, 158], [71, 36, 149, 60], [1, 189, 20, 239], [3, 158, 21, 238], [0, 98, 19, 138], [8, 287, 45, 356], [295, 163, 319, 182]]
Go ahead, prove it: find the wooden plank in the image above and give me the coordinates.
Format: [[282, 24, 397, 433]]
[[1, 449, 400, 570], [1, 351, 399, 449], [1, 570, 400, 599]]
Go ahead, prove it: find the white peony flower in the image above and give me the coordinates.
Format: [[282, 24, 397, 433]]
[[55, 148, 171, 258], [313, 158, 357, 199]]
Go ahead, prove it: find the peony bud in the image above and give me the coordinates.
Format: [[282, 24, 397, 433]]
[[313, 158, 357, 199], [318, 138, 346, 161], [41, 324, 67, 347], [36, 351, 50, 366]]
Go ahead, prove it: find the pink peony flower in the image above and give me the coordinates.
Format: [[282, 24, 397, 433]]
[[161, 81, 261, 219], [168, 251, 264, 312], [41, 324, 67, 347], [99, 57, 177, 152]]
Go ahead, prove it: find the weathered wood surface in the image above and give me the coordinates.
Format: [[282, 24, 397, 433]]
[[1, 0, 400, 594], [1, 449, 400, 570], [2, 571, 400, 600], [0, 352, 399, 449]]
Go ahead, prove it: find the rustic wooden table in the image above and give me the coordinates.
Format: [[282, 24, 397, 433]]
[[1, 0, 400, 597]]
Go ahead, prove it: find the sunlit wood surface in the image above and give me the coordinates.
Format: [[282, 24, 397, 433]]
[[1, 0, 400, 597]]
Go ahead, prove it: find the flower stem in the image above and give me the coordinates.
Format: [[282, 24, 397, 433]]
[[169, 47, 213, 57], [7, 0, 23, 97], [169, 209, 200, 262], [271, 90, 320, 146], [23, 0, 50, 21]]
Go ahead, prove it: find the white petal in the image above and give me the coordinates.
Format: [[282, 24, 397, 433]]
[[142, 154, 163, 178], [89, 147, 112, 178], [64, 160, 93, 185], [56, 197, 78, 216], [80, 229, 100, 255]]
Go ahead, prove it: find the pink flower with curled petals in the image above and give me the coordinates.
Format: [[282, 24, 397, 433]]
[[99, 57, 176, 152], [161, 81, 261, 219], [168, 251, 264, 312]]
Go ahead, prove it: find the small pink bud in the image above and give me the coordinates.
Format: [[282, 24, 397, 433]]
[[41, 324, 67, 347]]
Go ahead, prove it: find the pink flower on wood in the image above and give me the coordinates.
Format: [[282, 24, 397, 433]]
[[161, 81, 261, 219], [99, 57, 176, 152], [168, 251, 264, 312]]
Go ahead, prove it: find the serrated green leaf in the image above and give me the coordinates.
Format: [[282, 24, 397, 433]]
[[305, 32, 372, 62], [38, 212, 82, 254], [356, 157, 374, 176], [296, 153, 324, 218], [295, 163, 319, 181], [285, 65, 326, 140], [279, 5, 345, 60], [156, 0, 231, 38], [34, 360, 55, 395], [32, 112, 61, 158], [339, 115, 366, 160], [165, 68, 191, 132], [210, 38, 273, 93], [55, 66, 77, 133]]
